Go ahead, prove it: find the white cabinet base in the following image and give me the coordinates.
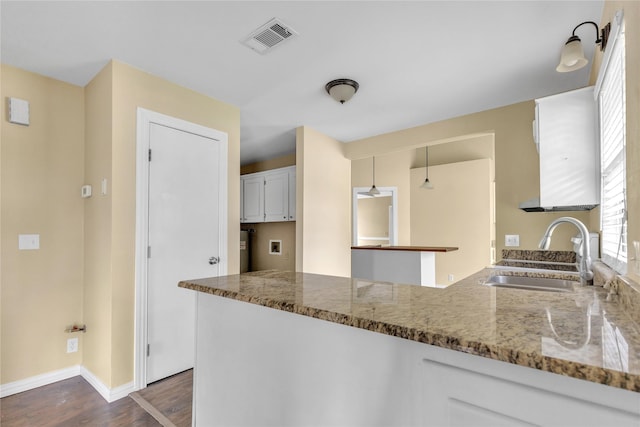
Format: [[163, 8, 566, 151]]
[[351, 249, 436, 286], [194, 293, 640, 426]]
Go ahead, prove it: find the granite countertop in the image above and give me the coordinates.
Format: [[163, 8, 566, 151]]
[[179, 268, 640, 392], [351, 245, 459, 252]]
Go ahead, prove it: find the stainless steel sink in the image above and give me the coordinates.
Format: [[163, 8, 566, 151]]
[[484, 275, 576, 292]]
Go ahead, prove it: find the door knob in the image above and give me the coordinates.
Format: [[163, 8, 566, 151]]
[[209, 256, 220, 265]]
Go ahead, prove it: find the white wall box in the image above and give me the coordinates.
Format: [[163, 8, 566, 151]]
[[240, 166, 295, 223], [523, 86, 599, 212]]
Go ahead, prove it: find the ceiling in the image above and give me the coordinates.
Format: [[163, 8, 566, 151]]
[[1, 1, 604, 165]]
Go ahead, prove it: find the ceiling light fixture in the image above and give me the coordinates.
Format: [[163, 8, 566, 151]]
[[556, 21, 611, 72], [368, 156, 380, 196], [325, 79, 359, 104], [420, 146, 434, 189]]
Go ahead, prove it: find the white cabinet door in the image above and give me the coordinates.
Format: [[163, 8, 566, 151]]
[[288, 168, 296, 221], [240, 166, 296, 223], [421, 358, 640, 426], [241, 175, 264, 223], [264, 170, 289, 222], [536, 86, 599, 208]]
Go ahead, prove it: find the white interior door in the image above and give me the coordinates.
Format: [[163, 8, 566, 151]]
[[146, 122, 221, 383]]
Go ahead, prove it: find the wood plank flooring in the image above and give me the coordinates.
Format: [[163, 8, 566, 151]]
[[0, 370, 193, 427], [133, 370, 193, 427]]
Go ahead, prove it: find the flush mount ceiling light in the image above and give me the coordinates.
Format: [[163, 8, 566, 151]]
[[325, 79, 359, 104], [420, 146, 434, 190], [556, 20, 611, 72], [367, 156, 380, 196]]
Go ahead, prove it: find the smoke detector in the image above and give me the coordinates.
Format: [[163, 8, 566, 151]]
[[241, 18, 298, 54]]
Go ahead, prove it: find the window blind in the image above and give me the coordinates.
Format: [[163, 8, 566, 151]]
[[598, 28, 626, 273]]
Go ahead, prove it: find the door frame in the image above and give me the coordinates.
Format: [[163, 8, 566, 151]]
[[134, 108, 228, 390]]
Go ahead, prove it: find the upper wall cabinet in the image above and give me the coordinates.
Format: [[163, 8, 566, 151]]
[[241, 166, 296, 223], [523, 86, 599, 211]]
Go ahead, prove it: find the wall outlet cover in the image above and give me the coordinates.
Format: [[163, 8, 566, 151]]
[[67, 337, 78, 353], [505, 234, 520, 247]]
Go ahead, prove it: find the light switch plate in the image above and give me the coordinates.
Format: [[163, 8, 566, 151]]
[[505, 234, 520, 247], [19, 234, 40, 250]]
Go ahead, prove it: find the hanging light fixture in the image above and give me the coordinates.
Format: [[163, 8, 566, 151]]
[[556, 20, 610, 72], [325, 78, 359, 104], [421, 146, 434, 189], [367, 156, 380, 196]]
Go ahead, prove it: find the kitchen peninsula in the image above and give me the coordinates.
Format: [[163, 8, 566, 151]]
[[180, 270, 640, 426], [351, 245, 458, 286]]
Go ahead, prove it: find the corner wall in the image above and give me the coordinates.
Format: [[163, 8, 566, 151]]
[[1, 64, 85, 384], [296, 127, 351, 277], [106, 60, 241, 388]]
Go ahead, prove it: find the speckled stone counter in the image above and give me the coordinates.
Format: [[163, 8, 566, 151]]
[[179, 269, 640, 392]]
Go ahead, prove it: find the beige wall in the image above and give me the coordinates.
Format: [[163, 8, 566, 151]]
[[242, 222, 296, 271], [410, 159, 493, 285], [83, 62, 114, 385], [82, 60, 240, 388], [346, 101, 590, 262], [296, 126, 351, 276], [357, 196, 392, 246], [241, 152, 295, 175], [2, 61, 240, 390], [351, 134, 496, 249], [592, 2, 640, 282], [1, 65, 85, 383]]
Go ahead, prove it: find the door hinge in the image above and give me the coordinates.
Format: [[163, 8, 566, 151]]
[[147, 246, 151, 258], [148, 149, 152, 161], [147, 344, 150, 357]]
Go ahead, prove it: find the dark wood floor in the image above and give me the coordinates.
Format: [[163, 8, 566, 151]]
[[0, 370, 192, 427], [134, 370, 192, 427]]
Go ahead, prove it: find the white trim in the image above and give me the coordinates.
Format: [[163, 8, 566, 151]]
[[134, 108, 228, 391], [0, 365, 133, 403], [352, 186, 398, 246], [80, 367, 135, 403], [0, 365, 81, 398], [594, 10, 624, 97]]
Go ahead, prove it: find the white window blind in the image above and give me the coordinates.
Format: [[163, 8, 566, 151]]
[[598, 24, 626, 274]]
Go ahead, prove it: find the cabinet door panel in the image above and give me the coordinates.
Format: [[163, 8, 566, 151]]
[[242, 175, 264, 223], [264, 171, 289, 222]]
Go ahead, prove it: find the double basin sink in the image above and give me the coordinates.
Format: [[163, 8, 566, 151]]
[[484, 261, 580, 293], [484, 274, 577, 293]]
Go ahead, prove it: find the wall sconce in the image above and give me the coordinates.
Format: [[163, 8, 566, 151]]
[[556, 21, 611, 72], [367, 156, 380, 196], [325, 78, 359, 104], [420, 146, 434, 189]]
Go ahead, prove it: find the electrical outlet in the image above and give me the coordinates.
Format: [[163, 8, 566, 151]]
[[505, 234, 520, 247], [67, 337, 78, 353], [448, 274, 455, 282]]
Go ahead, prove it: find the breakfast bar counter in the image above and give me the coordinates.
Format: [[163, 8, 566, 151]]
[[180, 269, 640, 426], [351, 245, 458, 286]]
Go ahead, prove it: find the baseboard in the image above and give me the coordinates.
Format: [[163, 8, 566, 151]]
[[0, 365, 81, 398], [0, 365, 135, 403], [80, 367, 135, 402]]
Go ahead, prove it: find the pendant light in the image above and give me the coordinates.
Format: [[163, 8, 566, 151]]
[[420, 146, 434, 189], [368, 156, 380, 196]]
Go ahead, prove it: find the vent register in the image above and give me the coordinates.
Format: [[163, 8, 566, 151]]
[[242, 18, 298, 54]]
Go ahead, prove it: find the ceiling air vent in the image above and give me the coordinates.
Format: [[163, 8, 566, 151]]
[[242, 18, 298, 54]]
